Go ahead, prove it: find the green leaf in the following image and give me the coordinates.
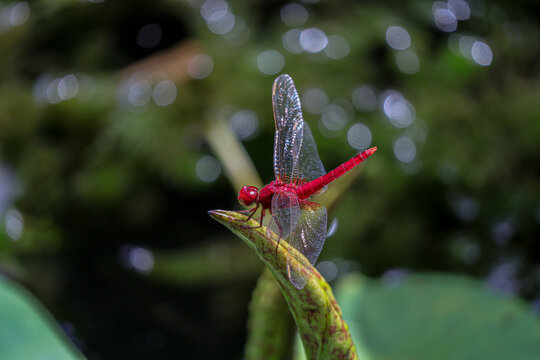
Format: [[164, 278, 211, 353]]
[[0, 276, 84, 360], [208, 209, 358, 360], [336, 273, 540, 360]]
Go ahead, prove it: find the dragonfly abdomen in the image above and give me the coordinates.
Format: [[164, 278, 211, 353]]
[[296, 147, 377, 199]]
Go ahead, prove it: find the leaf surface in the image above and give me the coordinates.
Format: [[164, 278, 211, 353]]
[[336, 273, 540, 360], [0, 276, 84, 360]]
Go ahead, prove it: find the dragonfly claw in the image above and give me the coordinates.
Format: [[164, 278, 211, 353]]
[[274, 238, 281, 259]]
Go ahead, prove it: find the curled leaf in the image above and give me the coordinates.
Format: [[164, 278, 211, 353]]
[[208, 209, 357, 360]]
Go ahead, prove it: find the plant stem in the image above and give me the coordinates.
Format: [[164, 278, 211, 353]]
[[244, 268, 295, 360]]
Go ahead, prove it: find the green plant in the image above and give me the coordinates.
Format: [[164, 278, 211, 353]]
[[209, 210, 357, 360]]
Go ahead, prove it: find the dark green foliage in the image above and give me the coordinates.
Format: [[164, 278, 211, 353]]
[[0, 0, 539, 359]]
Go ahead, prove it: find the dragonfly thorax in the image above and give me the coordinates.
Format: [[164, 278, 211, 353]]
[[258, 180, 299, 210], [238, 185, 259, 207]]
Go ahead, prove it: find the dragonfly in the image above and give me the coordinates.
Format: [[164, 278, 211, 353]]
[[238, 74, 377, 290]]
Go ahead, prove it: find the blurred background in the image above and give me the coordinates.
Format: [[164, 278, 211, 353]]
[[0, 0, 539, 359]]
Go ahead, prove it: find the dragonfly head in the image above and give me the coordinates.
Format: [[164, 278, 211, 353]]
[[238, 185, 259, 207]]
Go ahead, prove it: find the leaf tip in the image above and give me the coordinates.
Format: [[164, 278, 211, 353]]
[[207, 209, 226, 221], [208, 209, 243, 225]]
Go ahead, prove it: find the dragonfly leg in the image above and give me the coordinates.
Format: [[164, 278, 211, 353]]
[[257, 208, 265, 227], [274, 239, 281, 258], [273, 219, 283, 259], [237, 203, 260, 222], [238, 204, 266, 230]]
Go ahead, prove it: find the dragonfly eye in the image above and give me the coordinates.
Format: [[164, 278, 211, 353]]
[[238, 186, 259, 206]]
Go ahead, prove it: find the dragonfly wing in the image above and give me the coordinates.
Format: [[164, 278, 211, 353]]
[[272, 74, 304, 184], [270, 190, 301, 241], [287, 201, 327, 289], [300, 121, 326, 187]]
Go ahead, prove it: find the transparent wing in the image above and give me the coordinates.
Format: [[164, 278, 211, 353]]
[[300, 122, 326, 184], [272, 74, 304, 184], [270, 189, 301, 241], [287, 201, 327, 290]]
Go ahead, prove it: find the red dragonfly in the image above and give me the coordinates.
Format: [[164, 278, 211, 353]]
[[238, 74, 377, 289]]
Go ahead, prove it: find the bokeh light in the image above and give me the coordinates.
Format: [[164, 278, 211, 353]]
[[229, 109, 259, 140], [316, 260, 338, 282], [382, 91, 415, 128], [448, 0, 470, 21], [127, 80, 152, 107], [320, 103, 348, 134], [58, 74, 79, 100], [195, 155, 222, 182], [46, 78, 62, 104], [5, 208, 23, 241], [187, 54, 214, 79], [385, 26, 411, 50], [257, 50, 285, 75], [395, 50, 420, 74], [33, 73, 95, 104], [352, 85, 377, 112], [9, 2, 30, 26], [280, 3, 309, 27], [324, 35, 350, 59], [471, 41, 493, 66], [433, 2, 458, 32], [347, 123, 372, 150], [120, 246, 155, 275], [393, 136, 417, 163], [299, 28, 328, 53], [282, 28, 303, 54], [200, 0, 228, 20], [152, 80, 177, 106], [130, 247, 154, 274], [458, 35, 475, 59], [326, 218, 338, 238], [207, 10, 235, 35], [199, 0, 239, 37]]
